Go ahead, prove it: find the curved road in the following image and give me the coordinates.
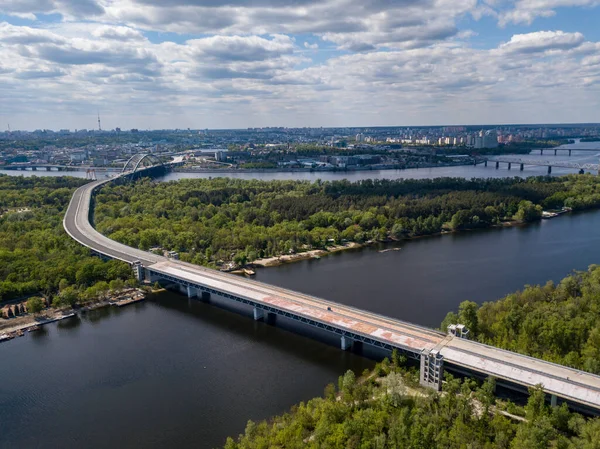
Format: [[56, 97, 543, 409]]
[[64, 173, 600, 412]]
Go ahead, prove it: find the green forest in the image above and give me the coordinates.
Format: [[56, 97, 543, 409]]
[[223, 357, 600, 449], [0, 175, 135, 305], [442, 264, 600, 375], [94, 175, 600, 268]]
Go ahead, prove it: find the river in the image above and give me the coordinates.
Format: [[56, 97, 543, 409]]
[[1, 144, 600, 448], [2, 142, 598, 182]]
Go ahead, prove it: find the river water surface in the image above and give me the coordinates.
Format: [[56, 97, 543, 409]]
[[1, 144, 600, 448]]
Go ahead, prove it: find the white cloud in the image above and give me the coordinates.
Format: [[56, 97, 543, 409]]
[[0, 0, 104, 19], [499, 31, 585, 54], [0, 1, 600, 128], [497, 0, 600, 26], [92, 25, 145, 41]]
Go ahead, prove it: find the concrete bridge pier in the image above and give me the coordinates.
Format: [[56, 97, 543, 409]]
[[540, 149, 544, 155], [186, 285, 198, 299], [495, 161, 499, 169], [569, 149, 572, 156], [484, 161, 487, 167], [520, 163, 524, 171], [253, 307, 265, 321], [548, 166, 552, 174], [132, 261, 145, 282], [419, 349, 444, 391], [507, 163, 512, 170], [340, 335, 353, 350], [551, 394, 558, 407]]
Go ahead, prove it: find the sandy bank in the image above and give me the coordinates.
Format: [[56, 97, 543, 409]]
[[251, 242, 363, 267]]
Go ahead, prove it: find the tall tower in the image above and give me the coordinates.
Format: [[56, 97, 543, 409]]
[[97, 112, 102, 131]]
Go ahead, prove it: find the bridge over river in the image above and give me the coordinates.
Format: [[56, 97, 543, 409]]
[[63, 154, 600, 413], [479, 156, 600, 174]]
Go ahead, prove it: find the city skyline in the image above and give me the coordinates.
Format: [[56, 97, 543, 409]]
[[1, 1, 600, 130]]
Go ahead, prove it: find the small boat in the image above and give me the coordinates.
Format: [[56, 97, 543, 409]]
[[15, 329, 24, 337], [542, 211, 559, 219], [0, 334, 13, 343]]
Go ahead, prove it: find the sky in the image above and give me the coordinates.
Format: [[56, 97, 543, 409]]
[[1, 0, 600, 130]]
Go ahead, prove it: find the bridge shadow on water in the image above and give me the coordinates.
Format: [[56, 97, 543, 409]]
[[150, 287, 388, 366], [150, 287, 600, 416]]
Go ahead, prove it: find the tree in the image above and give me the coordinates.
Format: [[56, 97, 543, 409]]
[[109, 279, 125, 292], [458, 300, 479, 337], [58, 278, 69, 291], [26, 296, 44, 314], [450, 210, 471, 230], [56, 286, 79, 307], [513, 200, 542, 222]]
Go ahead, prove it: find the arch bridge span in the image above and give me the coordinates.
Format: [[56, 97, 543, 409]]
[[122, 153, 165, 175], [63, 168, 600, 414]]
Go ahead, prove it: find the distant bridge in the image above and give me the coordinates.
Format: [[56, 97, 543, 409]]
[[537, 147, 600, 156], [478, 156, 600, 174], [1, 164, 121, 172], [63, 155, 600, 414]]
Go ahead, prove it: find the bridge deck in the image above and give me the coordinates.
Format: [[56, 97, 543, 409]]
[[63, 166, 600, 411], [442, 338, 600, 407], [150, 260, 445, 353]]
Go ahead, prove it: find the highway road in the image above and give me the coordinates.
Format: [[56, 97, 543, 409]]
[[63, 171, 600, 411]]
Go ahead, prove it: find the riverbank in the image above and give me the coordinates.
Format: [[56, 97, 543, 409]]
[[174, 161, 473, 174], [222, 356, 587, 449], [250, 242, 363, 267], [0, 288, 147, 343], [245, 213, 562, 269]]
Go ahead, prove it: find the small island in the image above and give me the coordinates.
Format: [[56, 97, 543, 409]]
[[94, 175, 600, 272]]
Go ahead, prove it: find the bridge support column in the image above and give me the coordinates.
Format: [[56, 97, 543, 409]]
[[551, 394, 558, 407], [186, 285, 198, 299], [253, 307, 265, 321], [520, 164, 524, 171], [484, 161, 487, 167], [340, 335, 353, 351], [554, 149, 557, 156], [540, 149, 544, 155], [569, 149, 572, 156], [507, 163, 511, 170], [419, 349, 444, 391], [495, 161, 499, 169], [548, 166, 552, 174], [132, 261, 145, 282]]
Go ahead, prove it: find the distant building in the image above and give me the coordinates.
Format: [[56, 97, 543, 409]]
[[483, 130, 499, 148], [69, 151, 87, 162], [473, 130, 499, 149]]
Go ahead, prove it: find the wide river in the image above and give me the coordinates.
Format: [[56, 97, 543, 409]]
[[1, 143, 600, 448]]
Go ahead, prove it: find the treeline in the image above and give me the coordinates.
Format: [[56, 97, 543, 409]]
[[95, 175, 600, 268], [442, 264, 600, 375], [223, 357, 600, 448], [0, 175, 135, 305]]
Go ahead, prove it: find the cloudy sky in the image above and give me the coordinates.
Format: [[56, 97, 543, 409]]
[[1, 0, 600, 130]]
